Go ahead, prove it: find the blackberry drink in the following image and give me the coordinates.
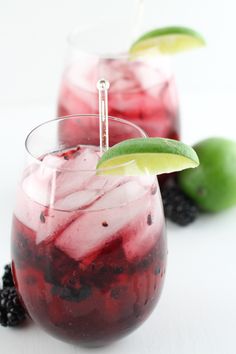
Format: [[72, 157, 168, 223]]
[[58, 59, 179, 140], [11, 116, 167, 346], [57, 23, 180, 140]]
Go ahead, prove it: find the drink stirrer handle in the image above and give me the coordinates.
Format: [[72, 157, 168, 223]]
[[97, 79, 110, 154]]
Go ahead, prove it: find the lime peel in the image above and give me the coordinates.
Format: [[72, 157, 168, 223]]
[[97, 138, 199, 176], [129, 26, 206, 57]]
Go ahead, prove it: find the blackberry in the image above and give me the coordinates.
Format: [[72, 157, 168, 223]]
[[110, 286, 127, 300], [0, 308, 7, 327], [0, 287, 26, 327], [160, 180, 199, 226], [51, 284, 91, 302], [2, 264, 14, 288]]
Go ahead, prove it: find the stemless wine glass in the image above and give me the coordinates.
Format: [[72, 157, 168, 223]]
[[11, 115, 167, 347], [57, 22, 180, 140]]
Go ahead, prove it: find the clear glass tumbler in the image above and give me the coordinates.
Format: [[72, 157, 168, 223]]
[[57, 23, 180, 140], [11, 115, 167, 346]]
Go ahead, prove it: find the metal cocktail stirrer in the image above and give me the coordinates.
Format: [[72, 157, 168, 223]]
[[97, 79, 110, 155]]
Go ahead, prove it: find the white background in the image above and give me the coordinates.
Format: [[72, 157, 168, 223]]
[[0, 1, 236, 353]]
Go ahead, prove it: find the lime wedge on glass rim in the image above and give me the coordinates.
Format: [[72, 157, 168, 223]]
[[96, 138, 199, 176], [129, 26, 206, 57]]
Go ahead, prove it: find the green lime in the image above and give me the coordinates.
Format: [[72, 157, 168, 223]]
[[178, 137, 236, 212], [129, 26, 206, 57], [97, 138, 199, 175]]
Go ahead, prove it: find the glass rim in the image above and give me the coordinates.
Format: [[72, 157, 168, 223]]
[[25, 114, 147, 173], [68, 28, 129, 60], [67, 22, 171, 61], [65, 22, 173, 94]]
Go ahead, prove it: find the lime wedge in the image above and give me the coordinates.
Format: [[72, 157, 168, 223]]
[[129, 26, 206, 57], [97, 138, 199, 176]]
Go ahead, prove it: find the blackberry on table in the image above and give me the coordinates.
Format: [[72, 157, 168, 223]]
[[160, 180, 199, 226], [0, 308, 7, 327], [0, 287, 26, 327], [2, 264, 14, 288]]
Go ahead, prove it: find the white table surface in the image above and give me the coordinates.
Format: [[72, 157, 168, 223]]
[[0, 92, 236, 354]]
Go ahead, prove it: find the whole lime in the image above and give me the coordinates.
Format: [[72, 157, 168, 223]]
[[178, 137, 236, 212]]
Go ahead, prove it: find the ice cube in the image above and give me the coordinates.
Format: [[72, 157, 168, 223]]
[[36, 189, 103, 245], [55, 171, 91, 200], [80, 175, 108, 192], [14, 185, 45, 232], [87, 174, 131, 194], [110, 75, 140, 92], [15, 156, 65, 232], [109, 91, 143, 120], [99, 59, 141, 92], [55, 148, 100, 199], [88, 180, 146, 211], [123, 195, 164, 261], [22, 163, 57, 206], [50, 173, 127, 210], [98, 59, 128, 84], [134, 62, 166, 91], [36, 207, 79, 244], [137, 175, 157, 188], [41, 154, 65, 170], [36, 152, 104, 244], [55, 181, 148, 260], [55, 190, 99, 211]]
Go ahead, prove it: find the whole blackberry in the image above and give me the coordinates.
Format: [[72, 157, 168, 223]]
[[0, 307, 7, 327], [2, 264, 14, 288], [161, 180, 199, 226], [0, 287, 26, 327]]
